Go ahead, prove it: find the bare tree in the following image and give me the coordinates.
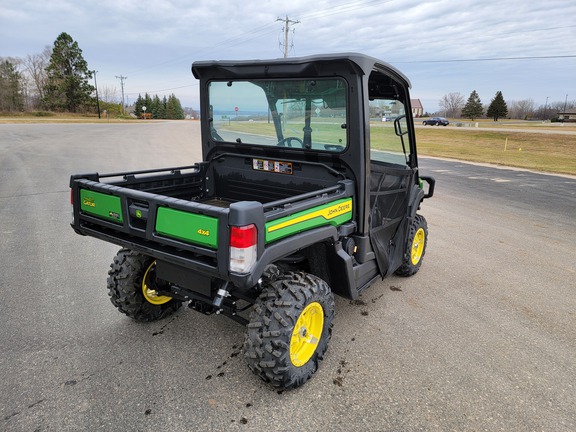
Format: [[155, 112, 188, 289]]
[[508, 101, 520, 119], [99, 85, 119, 104], [508, 99, 535, 120], [439, 92, 465, 118], [22, 46, 51, 109], [547, 100, 576, 117]]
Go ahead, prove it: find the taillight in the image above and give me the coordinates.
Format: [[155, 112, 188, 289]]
[[229, 224, 257, 273], [70, 189, 74, 224]]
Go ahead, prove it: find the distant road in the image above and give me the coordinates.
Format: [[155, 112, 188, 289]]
[[417, 122, 576, 135]]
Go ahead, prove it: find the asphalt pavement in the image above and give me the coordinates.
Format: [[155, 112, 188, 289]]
[[1, 122, 575, 431]]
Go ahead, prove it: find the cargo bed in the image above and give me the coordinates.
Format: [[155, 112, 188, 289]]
[[71, 152, 355, 287]]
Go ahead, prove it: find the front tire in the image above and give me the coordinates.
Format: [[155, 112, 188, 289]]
[[243, 271, 335, 390], [107, 249, 182, 321], [396, 214, 428, 276]]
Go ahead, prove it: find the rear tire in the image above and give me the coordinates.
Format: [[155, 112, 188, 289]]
[[243, 271, 335, 390], [107, 249, 182, 321], [396, 214, 428, 276]]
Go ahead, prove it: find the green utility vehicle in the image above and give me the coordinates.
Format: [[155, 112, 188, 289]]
[[70, 53, 435, 390]]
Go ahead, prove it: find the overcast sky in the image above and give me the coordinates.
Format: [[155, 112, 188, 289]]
[[2, 0, 575, 112]]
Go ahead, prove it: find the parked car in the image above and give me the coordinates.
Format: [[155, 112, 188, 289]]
[[422, 117, 449, 126]]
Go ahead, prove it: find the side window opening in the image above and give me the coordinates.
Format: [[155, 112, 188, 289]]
[[369, 98, 409, 166], [368, 72, 411, 166]]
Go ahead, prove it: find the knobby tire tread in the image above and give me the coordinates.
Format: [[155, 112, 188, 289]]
[[243, 271, 335, 390], [107, 248, 181, 322], [395, 214, 428, 277]]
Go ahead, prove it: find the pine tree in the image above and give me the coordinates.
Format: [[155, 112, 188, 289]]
[[159, 96, 168, 119], [151, 95, 162, 119], [487, 91, 508, 122], [166, 93, 185, 119], [144, 93, 153, 113], [43, 32, 94, 112], [461, 90, 483, 120], [0, 59, 25, 112], [134, 94, 144, 117]]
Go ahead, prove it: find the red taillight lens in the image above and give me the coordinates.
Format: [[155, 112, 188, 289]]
[[230, 224, 257, 248], [229, 224, 257, 273]]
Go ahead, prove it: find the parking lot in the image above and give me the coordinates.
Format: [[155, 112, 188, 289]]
[[1, 122, 575, 431]]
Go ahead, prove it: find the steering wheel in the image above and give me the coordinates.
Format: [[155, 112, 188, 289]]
[[277, 136, 304, 147]]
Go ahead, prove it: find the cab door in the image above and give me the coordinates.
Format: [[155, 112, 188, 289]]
[[368, 99, 415, 276]]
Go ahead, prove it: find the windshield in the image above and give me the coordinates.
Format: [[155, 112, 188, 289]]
[[208, 78, 347, 152]]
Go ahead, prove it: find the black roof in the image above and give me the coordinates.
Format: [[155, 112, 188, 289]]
[[191, 52, 411, 88]]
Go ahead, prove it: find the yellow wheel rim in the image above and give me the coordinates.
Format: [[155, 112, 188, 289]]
[[290, 302, 324, 367], [410, 228, 426, 266], [142, 261, 172, 305]]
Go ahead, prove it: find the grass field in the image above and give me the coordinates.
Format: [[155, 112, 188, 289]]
[[414, 127, 576, 175], [2, 114, 575, 175], [219, 120, 576, 175]]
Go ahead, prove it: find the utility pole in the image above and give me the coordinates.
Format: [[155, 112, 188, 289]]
[[93, 70, 101, 119], [276, 15, 300, 58], [276, 15, 299, 130], [115, 75, 127, 115]]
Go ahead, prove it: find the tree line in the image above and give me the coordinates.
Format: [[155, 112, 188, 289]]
[[438, 90, 574, 121], [133, 93, 185, 120], [0, 32, 185, 119]]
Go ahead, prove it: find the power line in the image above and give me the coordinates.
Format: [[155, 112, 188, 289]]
[[395, 54, 576, 64], [125, 83, 197, 97], [109, 0, 574, 104], [495, 24, 576, 36], [297, 0, 394, 21], [121, 1, 573, 93]]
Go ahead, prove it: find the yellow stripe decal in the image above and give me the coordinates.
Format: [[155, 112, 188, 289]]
[[268, 199, 352, 233]]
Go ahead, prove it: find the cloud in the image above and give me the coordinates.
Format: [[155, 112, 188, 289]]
[[2, 0, 575, 109]]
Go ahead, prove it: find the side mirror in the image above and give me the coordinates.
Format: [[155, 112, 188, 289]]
[[394, 115, 408, 136]]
